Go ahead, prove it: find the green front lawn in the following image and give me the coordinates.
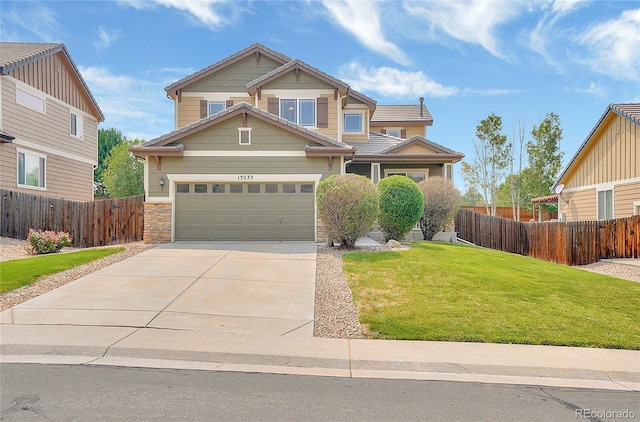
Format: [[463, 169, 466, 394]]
[[0, 248, 124, 294], [343, 242, 640, 350]]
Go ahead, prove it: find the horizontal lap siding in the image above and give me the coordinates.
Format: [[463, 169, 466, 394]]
[[2, 78, 97, 164], [177, 96, 201, 129], [562, 189, 596, 221], [183, 56, 284, 92], [615, 181, 640, 217]]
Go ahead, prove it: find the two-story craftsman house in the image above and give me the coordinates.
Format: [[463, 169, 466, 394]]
[[131, 43, 463, 242], [0, 42, 104, 201]]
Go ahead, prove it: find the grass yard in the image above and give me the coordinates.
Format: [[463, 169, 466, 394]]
[[343, 242, 640, 350], [0, 248, 124, 294]]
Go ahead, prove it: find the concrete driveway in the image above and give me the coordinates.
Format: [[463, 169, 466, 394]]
[[1, 242, 317, 337]]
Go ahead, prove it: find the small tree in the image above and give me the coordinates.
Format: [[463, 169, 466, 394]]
[[102, 139, 145, 197], [377, 175, 424, 241], [316, 174, 378, 248], [418, 177, 460, 240]]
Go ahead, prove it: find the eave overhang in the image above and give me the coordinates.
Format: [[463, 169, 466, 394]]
[[130, 145, 184, 159], [370, 119, 433, 127], [0, 130, 15, 143], [305, 146, 354, 157], [352, 153, 464, 163]]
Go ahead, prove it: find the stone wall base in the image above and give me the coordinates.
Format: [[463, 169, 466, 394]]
[[144, 202, 172, 244]]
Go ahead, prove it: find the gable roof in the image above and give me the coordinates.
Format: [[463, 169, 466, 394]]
[[346, 133, 463, 162], [0, 42, 104, 121], [371, 104, 433, 126], [132, 102, 353, 155], [165, 43, 291, 95], [246, 58, 376, 108], [553, 103, 640, 189]]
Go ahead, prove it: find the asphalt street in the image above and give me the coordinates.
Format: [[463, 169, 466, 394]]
[[1, 364, 638, 421]]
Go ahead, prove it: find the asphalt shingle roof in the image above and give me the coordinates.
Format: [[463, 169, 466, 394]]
[[371, 104, 433, 123]]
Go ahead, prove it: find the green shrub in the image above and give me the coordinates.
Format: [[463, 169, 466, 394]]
[[377, 175, 424, 241], [316, 174, 379, 248], [418, 176, 461, 240], [26, 229, 72, 254]]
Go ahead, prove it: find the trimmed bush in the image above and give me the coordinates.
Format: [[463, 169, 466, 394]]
[[418, 177, 461, 240], [377, 175, 424, 241], [316, 174, 379, 248], [26, 229, 72, 254]]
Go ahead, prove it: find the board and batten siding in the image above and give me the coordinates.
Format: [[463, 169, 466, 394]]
[[182, 55, 284, 93], [2, 77, 98, 163], [563, 113, 639, 188], [5, 50, 99, 118]]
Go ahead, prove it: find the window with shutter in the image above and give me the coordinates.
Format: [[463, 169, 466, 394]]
[[200, 100, 207, 119], [317, 97, 328, 128], [226, 100, 234, 108], [401, 129, 407, 138]]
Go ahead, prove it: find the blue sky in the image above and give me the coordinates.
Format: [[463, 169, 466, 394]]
[[2, 0, 639, 190]]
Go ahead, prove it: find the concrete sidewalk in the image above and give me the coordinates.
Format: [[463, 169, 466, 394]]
[[1, 241, 639, 391]]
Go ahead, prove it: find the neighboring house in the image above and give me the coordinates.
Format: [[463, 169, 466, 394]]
[[552, 103, 640, 221], [132, 43, 463, 242], [0, 42, 104, 201]]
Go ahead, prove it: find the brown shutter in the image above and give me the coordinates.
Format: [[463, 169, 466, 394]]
[[380, 129, 386, 134], [317, 97, 328, 128], [226, 100, 234, 108], [200, 100, 208, 118], [268, 97, 279, 116], [400, 129, 407, 138]]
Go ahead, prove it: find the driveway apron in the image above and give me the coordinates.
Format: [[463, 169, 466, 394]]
[[1, 242, 317, 337]]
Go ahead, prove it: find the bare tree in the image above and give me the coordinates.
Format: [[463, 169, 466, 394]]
[[508, 119, 526, 221]]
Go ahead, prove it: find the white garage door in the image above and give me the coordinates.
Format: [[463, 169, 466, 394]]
[[175, 182, 315, 241]]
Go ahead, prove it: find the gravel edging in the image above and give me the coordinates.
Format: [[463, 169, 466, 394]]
[[0, 238, 151, 311]]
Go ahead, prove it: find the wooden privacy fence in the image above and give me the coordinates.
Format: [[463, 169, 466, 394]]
[[455, 208, 640, 266], [0, 189, 144, 248]]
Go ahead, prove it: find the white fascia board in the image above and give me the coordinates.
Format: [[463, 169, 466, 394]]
[[182, 151, 306, 157]]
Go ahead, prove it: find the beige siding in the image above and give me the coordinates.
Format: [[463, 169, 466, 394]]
[[559, 189, 597, 221], [6, 51, 100, 119], [177, 96, 202, 128], [397, 144, 438, 155], [614, 180, 640, 218], [183, 56, 283, 92], [0, 143, 93, 201], [2, 77, 97, 163], [564, 113, 639, 188], [257, 94, 339, 139]]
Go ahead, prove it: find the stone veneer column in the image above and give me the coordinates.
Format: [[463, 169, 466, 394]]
[[144, 202, 172, 244]]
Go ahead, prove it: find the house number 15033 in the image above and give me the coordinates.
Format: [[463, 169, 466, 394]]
[[237, 175, 254, 180]]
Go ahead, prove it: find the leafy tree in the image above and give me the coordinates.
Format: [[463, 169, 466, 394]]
[[461, 113, 510, 216], [524, 112, 564, 202], [101, 139, 144, 197], [418, 177, 460, 240], [460, 186, 484, 206], [95, 128, 126, 196], [377, 175, 424, 241], [316, 174, 378, 248]]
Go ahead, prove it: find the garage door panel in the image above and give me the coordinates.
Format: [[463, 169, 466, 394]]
[[176, 182, 314, 241]]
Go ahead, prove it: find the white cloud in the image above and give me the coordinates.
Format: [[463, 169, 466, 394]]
[[94, 26, 121, 50], [573, 8, 640, 81], [78, 66, 174, 141], [119, 0, 237, 28], [321, 0, 409, 65], [564, 81, 606, 97], [403, 1, 525, 60], [338, 62, 458, 98], [1, 4, 63, 42]]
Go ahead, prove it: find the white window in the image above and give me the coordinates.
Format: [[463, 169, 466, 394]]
[[386, 129, 401, 137], [17, 150, 46, 189], [597, 189, 614, 220], [16, 88, 45, 113], [386, 171, 427, 183], [281, 99, 315, 126], [71, 112, 83, 138], [344, 113, 363, 133], [208, 101, 225, 116], [238, 128, 252, 145]]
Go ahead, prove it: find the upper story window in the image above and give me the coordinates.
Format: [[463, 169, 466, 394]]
[[71, 112, 84, 138], [16, 88, 45, 113], [208, 101, 226, 116], [387, 129, 401, 137], [281, 99, 316, 127], [17, 150, 46, 189], [344, 113, 363, 133], [597, 189, 613, 220]]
